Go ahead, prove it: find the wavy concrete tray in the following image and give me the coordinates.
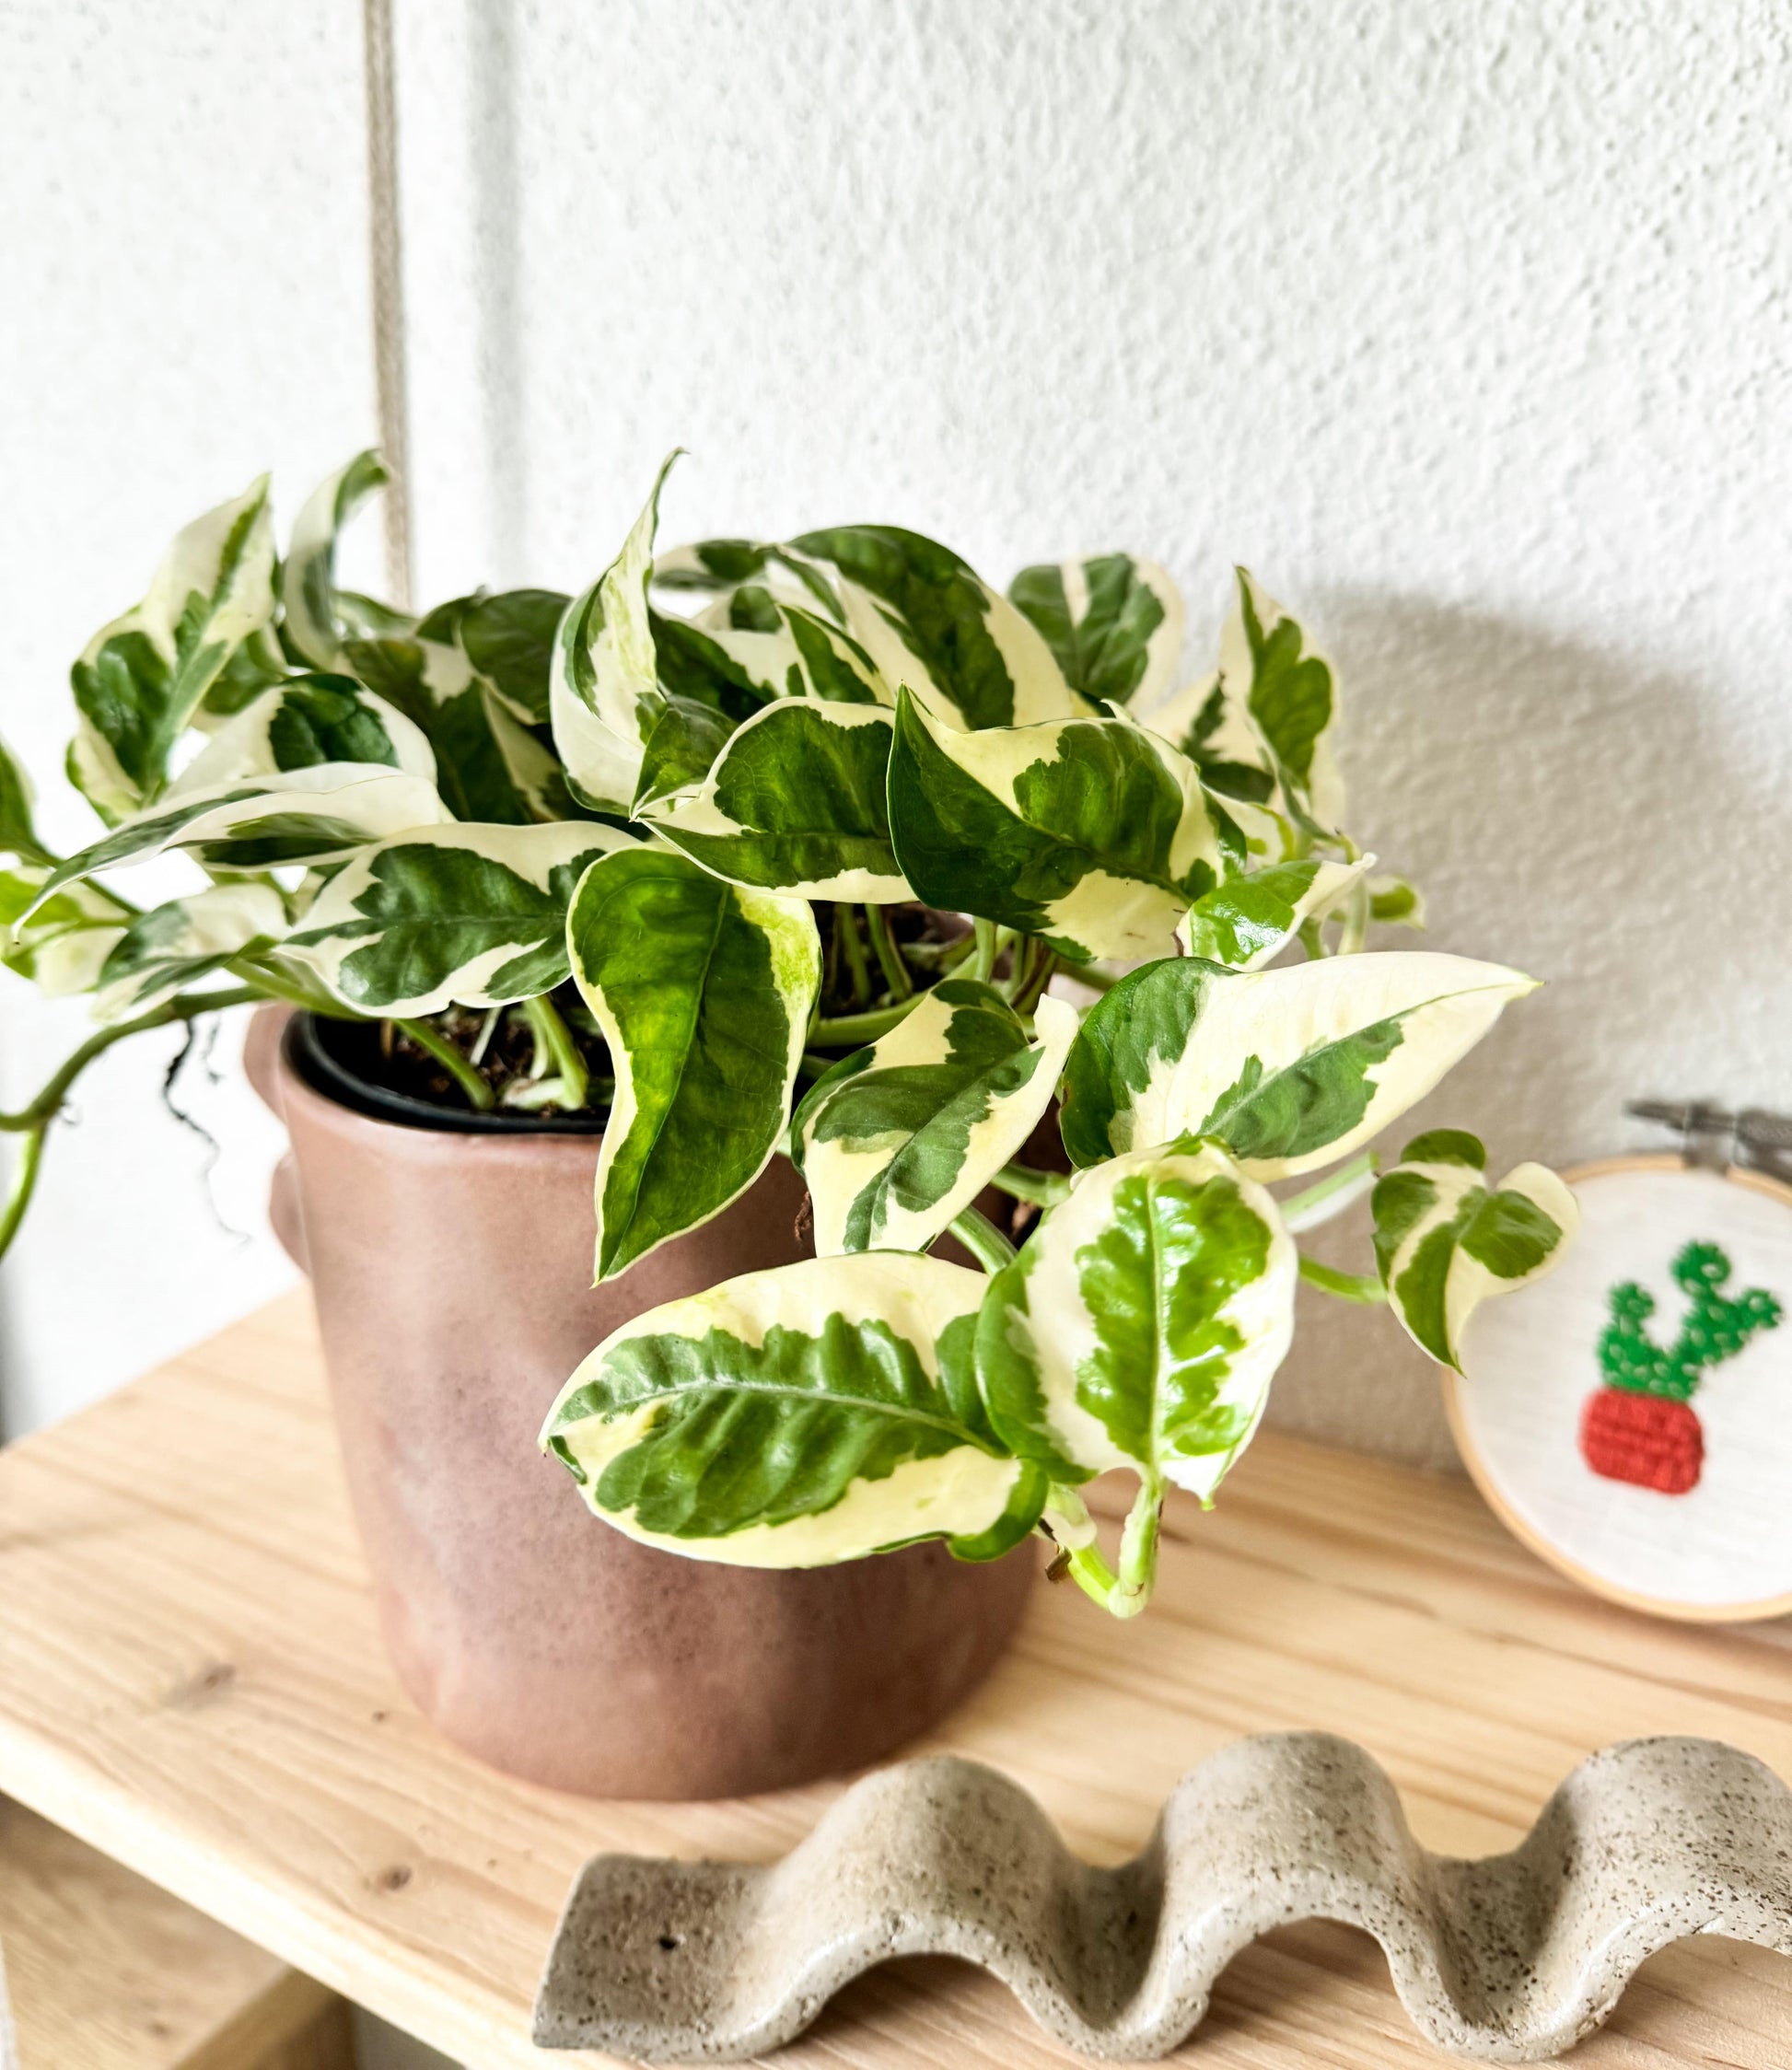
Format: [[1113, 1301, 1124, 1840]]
[[534, 1731, 1792, 2062]]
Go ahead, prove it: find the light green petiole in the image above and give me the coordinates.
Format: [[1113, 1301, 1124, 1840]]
[[395, 1017, 495, 1112], [1046, 1477, 1162, 1619], [945, 1205, 1016, 1273], [521, 994, 590, 1110], [1298, 1255, 1387, 1304], [862, 902, 913, 1002], [987, 1162, 1072, 1209], [1278, 1150, 1378, 1233]]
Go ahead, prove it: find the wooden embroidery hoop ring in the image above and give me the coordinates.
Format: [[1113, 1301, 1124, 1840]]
[[1441, 1152, 1792, 1625]]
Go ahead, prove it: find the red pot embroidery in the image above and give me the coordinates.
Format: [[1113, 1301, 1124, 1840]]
[[1580, 1242, 1781, 1495]]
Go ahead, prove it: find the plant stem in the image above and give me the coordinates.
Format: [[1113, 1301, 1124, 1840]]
[[0, 1125, 47, 1258], [987, 1162, 1072, 1208], [1013, 942, 1059, 1014], [1055, 1478, 1161, 1618], [0, 985, 265, 1133], [0, 983, 269, 1263], [971, 917, 998, 983], [1298, 1255, 1387, 1304], [834, 904, 872, 1008], [947, 1205, 1017, 1273], [1279, 1150, 1377, 1234], [394, 1017, 495, 1111], [862, 902, 913, 1001], [810, 997, 919, 1047], [521, 994, 590, 1109], [1297, 917, 1327, 960]]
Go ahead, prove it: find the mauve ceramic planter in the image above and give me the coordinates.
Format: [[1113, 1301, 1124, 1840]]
[[245, 1007, 1034, 1800]]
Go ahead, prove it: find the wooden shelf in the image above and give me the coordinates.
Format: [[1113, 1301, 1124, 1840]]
[[0, 1291, 1788, 2066], [0, 1796, 352, 2068]]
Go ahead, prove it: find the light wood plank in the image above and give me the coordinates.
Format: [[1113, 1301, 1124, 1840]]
[[0, 1289, 1786, 2066], [0, 1797, 352, 2068]]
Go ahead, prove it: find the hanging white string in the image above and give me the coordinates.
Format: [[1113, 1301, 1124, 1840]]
[[363, 0, 413, 611]]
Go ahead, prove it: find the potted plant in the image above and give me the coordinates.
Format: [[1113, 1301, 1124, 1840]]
[[0, 452, 1577, 1797]]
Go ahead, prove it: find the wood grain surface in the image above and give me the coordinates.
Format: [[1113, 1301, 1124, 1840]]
[[0, 1291, 1787, 2066], [0, 1796, 352, 2068]]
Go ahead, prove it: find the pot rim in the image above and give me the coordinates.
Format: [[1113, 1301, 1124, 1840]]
[[286, 1009, 609, 1139]]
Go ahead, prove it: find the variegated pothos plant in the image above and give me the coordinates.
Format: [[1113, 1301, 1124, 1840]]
[[1, 453, 1577, 1616]]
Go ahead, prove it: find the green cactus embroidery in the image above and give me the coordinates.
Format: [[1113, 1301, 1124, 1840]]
[[1598, 1242, 1782, 1400], [1582, 1241, 1782, 1494]]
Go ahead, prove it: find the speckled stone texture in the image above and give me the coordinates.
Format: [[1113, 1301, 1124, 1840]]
[[534, 1731, 1792, 2061]]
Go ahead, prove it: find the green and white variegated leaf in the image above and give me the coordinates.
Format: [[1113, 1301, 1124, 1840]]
[[1058, 950, 1538, 1180], [0, 867, 131, 994], [794, 984, 1079, 1257], [1176, 854, 1373, 971], [286, 821, 634, 1017], [1008, 555, 1184, 711], [668, 592, 886, 706], [977, 1142, 1297, 1502], [549, 456, 679, 813], [887, 689, 1222, 962], [1144, 570, 1347, 838], [343, 633, 554, 823], [1371, 1131, 1578, 1372], [69, 476, 278, 817], [653, 539, 793, 596], [458, 588, 569, 725], [789, 526, 1080, 729], [1368, 873, 1426, 929], [0, 734, 50, 866], [644, 700, 910, 900], [166, 675, 436, 797], [279, 450, 390, 669], [568, 846, 820, 1282], [1224, 570, 1344, 834], [20, 765, 448, 921], [92, 883, 287, 1020], [541, 1252, 1045, 1566]]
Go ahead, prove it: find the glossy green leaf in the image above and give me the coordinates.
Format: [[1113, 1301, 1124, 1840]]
[[0, 867, 132, 994], [0, 735, 50, 866], [790, 526, 1079, 728], [1008, 554, 1184, 710], [69, 475, 278, 817], [644, 700, 910, 900], [20, 766, 448, 920], [280, 450, 390, 669], [93, 883, 287, 1020], [343, 634, 553, 823], [1368, 872, 1426, 928], [1176, 855, 1371, 970], [459, 588, 570, 724], [1059, 949, 1537, 1180], [1372, 1132, 1577, 1371], [887, 688, 1222, 962], [287, 821, 634, 1017], [541, 1251, 1043, 1564], [632, 695, 735, 813], [794, 983, 1079, 1255], [550, 456, 679, 813], [167, 674, 435, 797], [568, 846, 820, 1281], [977, 1141, 1297, 1502]]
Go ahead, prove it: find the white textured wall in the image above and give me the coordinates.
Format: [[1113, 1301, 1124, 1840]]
[[395, 0, 1792, 1463], [6, 0, 1789, 1469], [0, 3, 387, 1433]]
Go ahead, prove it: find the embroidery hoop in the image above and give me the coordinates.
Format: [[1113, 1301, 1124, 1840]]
[[1443, 1124, 1792, 1624]]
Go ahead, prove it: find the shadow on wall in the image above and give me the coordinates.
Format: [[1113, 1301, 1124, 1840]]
[[1263, 594, 1792, 1470]]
